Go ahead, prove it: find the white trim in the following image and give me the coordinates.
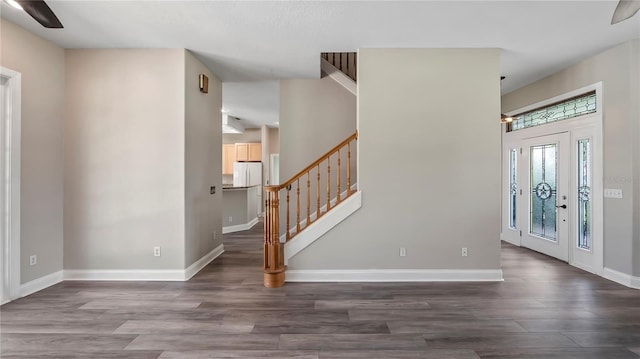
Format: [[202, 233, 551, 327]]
[[19, 270, 63, 298], [11, 246, 226, 298], [64, 244, 225, 282], [64, 269, 187, 282], [320, 58, 357, 96], [285, 190, 362, 264], [0, 67, 21, 304], [286, 269, 504, 283], [184, 244, 224, 280], [222, 216, 259, 234], [602, 267, 640, 289]]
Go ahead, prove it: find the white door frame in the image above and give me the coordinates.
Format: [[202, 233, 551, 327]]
[[520, 132, 571, 262], [1, 66, 22, 304], [501, 82, 604, 276]]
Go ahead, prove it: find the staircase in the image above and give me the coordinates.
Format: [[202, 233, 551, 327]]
[[321, 52, 357, 95], [263, 132, 359, 288]]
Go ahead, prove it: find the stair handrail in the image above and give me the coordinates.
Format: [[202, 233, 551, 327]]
[[263, 131, 358, 288]]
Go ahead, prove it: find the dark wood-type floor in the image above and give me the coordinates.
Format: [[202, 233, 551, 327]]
[[2, 223, 640, 358]]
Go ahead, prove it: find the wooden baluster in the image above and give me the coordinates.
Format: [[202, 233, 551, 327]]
[[336, 149, 341, 203], [347, 141, 352, 196], [306, 172, 311, 226], [327, 156, 331, 211], [316, 165, 321, 219], [286, 186, 290, 241], [296, 178, 301, 233]]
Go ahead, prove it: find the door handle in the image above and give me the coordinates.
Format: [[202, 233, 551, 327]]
[[556, 204, 567, 209]]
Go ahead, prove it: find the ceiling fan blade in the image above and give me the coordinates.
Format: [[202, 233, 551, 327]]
[[15, 0, 63, 28], [611, 0, 640, 24]]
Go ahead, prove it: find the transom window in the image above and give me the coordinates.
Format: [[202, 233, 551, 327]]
[[509, 91, 596, 132]]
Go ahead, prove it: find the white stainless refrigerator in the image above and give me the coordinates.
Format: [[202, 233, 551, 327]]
[[233, 162, 262, 187]]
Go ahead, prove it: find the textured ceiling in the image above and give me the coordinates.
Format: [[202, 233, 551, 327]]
[[2, 1, 638, 127]]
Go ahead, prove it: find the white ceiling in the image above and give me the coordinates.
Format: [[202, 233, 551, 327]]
[[2, 1, 638, 128]]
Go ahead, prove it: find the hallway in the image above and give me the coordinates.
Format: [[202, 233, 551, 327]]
[[1, 222, 639, 358]]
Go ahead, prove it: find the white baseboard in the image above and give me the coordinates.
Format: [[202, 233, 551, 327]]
[[20, 270, 64, 298], [286, 269, 504, 283], [184, 244, 224, 280], [603, 267, 640, 289], [65, 244, 225, 282], [222, 217, 259, 234], [285, 190, 362, 264], [64, 269, 187, 281]]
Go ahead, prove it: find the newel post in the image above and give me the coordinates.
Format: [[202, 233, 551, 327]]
[[263, 186, 285, 288]]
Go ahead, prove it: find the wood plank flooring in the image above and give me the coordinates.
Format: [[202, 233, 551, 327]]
[[2, 222, 639, 358]]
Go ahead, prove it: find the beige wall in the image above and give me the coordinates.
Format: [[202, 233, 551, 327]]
[[279, 76, 357, 229], [64, 49, 186, 270], [0, 19, 65, 283], [502, 40, 640, 276], [259, 125, 280, 186], [289, 49, 502, 271], [268, 127, 279, 156], [184, 50, 223, 268], [280, 77, 356, 181]]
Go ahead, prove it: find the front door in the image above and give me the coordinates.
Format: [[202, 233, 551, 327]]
[[521, 132, 570, 262]]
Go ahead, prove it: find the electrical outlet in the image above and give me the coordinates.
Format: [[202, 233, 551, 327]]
[[604, 188, 623, 198], [153, 246, 161, 257], [210, 186, 216, 194], [228, 216, 232, 223], [29, 255, 37, 266], [212, 232, 216, 241], [399, 247, 406, 257], [461, 247, 468, 257]]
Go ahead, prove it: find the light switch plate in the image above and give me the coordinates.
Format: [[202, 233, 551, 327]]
[[604, 188, 623, 199]]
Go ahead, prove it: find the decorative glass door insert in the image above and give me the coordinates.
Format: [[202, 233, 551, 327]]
[[530, 144, 558, 241], [520, 132, 570, 262]]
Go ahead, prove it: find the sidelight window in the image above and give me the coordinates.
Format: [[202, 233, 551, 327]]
[[577, 139, 591, 250]]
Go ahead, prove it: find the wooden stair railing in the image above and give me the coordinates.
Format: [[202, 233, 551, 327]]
[[321, 52, 357, 82], [263, 131, 358, 288]]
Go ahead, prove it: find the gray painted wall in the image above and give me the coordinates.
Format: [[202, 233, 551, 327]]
[[288, 48, 502, 271], [184, 50, 223, 268], [269, 127, 279, 156], [502, 40, 640, 277], [280, 77, 356, 181], [279, 76, 357, 231], [64, 49, 186, 270], [0, 19, 64, 283], [222, 189, 249, 227]]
